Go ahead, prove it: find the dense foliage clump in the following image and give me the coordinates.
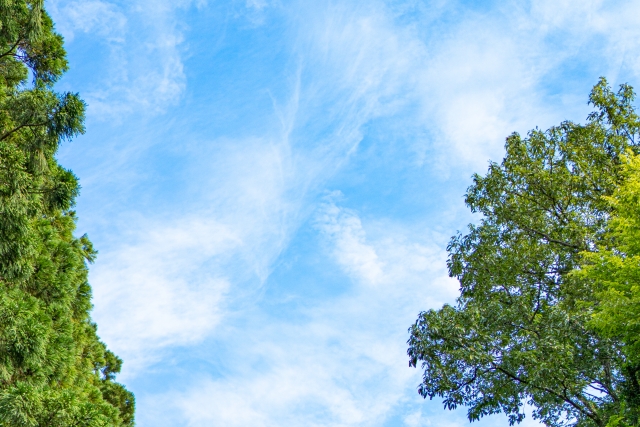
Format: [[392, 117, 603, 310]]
[[0, 1, 134, 425], [408, 79, 640, 427]]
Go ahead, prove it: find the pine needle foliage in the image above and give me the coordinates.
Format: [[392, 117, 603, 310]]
[[0, 1, 134, 425], [408, 79, 640, 427]]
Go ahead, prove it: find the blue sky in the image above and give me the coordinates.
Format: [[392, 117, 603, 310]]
[[47, 0, 640, 426]]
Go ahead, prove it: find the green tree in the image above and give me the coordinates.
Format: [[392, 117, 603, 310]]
[[575, 152, 640, 426], [0, 1, 134, 425], [408, 79, 639, 427]]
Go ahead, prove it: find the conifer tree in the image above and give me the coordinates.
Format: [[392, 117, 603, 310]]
[[0, 1, 134, 425]]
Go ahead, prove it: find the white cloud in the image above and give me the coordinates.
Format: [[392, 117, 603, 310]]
[[528, 0, 605, 31], [526, 0, 640, 81], [414, 0, 640, 170], [90, 217, 239, 372], [141, 312, 416, 426], [315, 196, 458, 303], [51, 0, 127, 42], [418, 24, 544, 168], [49, 0, 197, 117], [132, 200, 461, 426], [184, 137, 304, 282], [282, 0, 640, 176], [246, 0, 269, 11], [86, 133, 307, 374], [316, 194, 385, 286], [282, 0, 551, 173], [292, 0, 427, 145]]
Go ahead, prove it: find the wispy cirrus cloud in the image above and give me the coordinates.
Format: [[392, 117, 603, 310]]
[[50, 0, 201, 117], [52, 0, 126, 42]]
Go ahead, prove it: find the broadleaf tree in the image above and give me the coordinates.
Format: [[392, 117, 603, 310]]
[[408, 79, 639, 427], [0, 1, 134, 426], [575, 151, 640, 426]]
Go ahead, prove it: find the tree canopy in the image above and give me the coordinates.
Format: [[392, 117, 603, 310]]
[[0, 1, 134, 425], [576, 151, 640, 425], [408, 79, 640, 427]]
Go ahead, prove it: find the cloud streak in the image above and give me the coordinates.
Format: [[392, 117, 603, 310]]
[[50, 0, 199, 118]]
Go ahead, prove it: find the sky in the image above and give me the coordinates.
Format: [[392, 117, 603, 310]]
[[45, 0, 640, 426]]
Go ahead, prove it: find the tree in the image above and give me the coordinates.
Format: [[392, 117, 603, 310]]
[[0, 1, 134, 425], [407, 79, 639, 427], [575, 152, 640, 426]]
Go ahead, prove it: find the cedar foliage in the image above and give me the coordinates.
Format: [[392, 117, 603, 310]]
[[0, 1, 134, 425]]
